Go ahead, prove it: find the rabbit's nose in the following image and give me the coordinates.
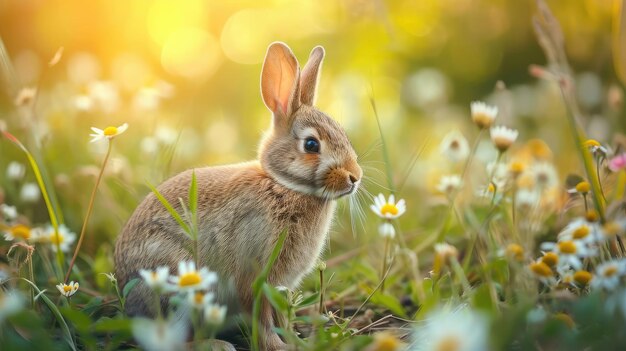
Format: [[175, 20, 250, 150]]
[[348, 174, 358, 184]]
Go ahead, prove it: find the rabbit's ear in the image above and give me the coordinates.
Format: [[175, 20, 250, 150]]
[[261, 42, 301, 126], [300, 46, 325, 106]]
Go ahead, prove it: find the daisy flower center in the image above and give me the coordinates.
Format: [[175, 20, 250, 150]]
[[573, 270, 592, 285], [194, 292, 204, 304], [530, 262, 553, 277], [572, 226, 589, 239], [603, 266, 618, 277], [63, 285, 72, 292], [436, 336, 460, 351], [11, 225, 30, 240], [541, 252, 559, 267], [179, 272, 202, 287], [558, 241, 577, 254], [103, 126, 118, 136], [506, 243, 524, 261], [50, 233, 64, 245], [380, 203, 398, 216]]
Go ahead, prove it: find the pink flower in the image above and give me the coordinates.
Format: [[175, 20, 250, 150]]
[[609, 153, 626, 172]]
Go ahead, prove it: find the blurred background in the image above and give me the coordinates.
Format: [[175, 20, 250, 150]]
[[0, 0, 622, 281]]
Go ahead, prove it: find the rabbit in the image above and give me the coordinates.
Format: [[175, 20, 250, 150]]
[[114, 42, 362, 350]]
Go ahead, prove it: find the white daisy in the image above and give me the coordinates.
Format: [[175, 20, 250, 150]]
[[486, 161, 509, 189], [529, 162, 559, 190], [378, 222, 396, 239], [20, 183, 40, 203], [3, 224, 31, 242], [591, 260, 626, 291], [370, 194, 406, 219], [187, 291, 215, 310], [557, 217, 601, 244], [0, 290, 24, 324], [204, 303, 227, 325], [90, 123, 128, 143], [583, 139, 608, 157], [439, 130, 469, 163], [132, 317, 187, 351], [528, 260, 557, 286], [139, 266, 171, 291], [514, 188, 540, 210], [169, 261, 217, 293], [6, 161, 25, 180], [56, 281, 80, 297], [1, 204, 18, 222], [470, 101, 498, 129], [411, 306, 489, 351], [540, 240, 595, 270], [45, 225, 77, 252], [436, 175, 463, 197], [14, 87, 37, 107], [490, 126, 518, 152]]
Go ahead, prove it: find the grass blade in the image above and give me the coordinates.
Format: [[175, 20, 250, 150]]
[[18, 278, 76, 351], [147, 181, 192, 235], [251, 228, 288, 351], [2, 130, 65, 275]]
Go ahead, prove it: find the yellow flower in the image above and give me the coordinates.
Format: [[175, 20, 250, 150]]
[[56, 281, 79, 297], [90, 123, 128, 143]]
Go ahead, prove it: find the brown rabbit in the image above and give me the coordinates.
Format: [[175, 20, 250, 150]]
[[114, 42, 362, 350]]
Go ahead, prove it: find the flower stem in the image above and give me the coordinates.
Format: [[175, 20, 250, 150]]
[[557, 80, 605, 222], [65, 141, 113, 283], [318, 269, 325, 314], [380, 236, 390, 293]]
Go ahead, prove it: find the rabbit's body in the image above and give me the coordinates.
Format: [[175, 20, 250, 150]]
[[115, 43, 361, 350], [116, 161, 335, 312]]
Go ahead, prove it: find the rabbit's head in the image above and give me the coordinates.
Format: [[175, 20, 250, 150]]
[[258, 42, 361, 200]]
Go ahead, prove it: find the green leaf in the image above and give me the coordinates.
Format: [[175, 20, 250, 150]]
[[122, 278, 140, 298], [369, 292, 408, 318], [296, 292, 320, 309], [147, 181, 192, 235], [82, 296, 104, 315], [251, 228, 289, 351], [94, 317, 133, 333], [262, 283, 289, 312]]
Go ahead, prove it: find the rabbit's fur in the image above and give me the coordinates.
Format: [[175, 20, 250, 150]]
[[114, 42, 361, 350]]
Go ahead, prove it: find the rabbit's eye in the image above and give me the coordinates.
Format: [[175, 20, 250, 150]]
[[304, 137, 320, 153]]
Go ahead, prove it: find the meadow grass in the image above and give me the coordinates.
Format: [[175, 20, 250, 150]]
[[3, 1, 626, 350]]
